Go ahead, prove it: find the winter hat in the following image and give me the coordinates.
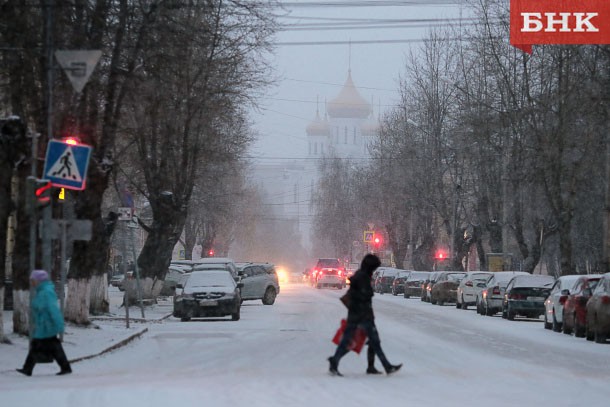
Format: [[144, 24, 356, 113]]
[[30, 269, 49, 282], [360, 254, 381, 274]]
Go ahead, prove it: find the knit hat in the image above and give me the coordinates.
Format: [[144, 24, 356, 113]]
[[30, 269, 49, 282]]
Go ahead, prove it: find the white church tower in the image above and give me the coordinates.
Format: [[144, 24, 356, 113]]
[[306, 70, 378, 160]]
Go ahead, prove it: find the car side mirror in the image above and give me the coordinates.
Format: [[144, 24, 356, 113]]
[[560, 289, 570, 296], [176, 283, 183, 289], [237, 283, 244, 289]]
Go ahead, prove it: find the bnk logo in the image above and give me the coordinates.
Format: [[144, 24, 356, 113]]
[[510, 0, 610, 53]]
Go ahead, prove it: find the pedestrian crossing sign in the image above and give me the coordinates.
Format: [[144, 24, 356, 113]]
[[364, 231, 374, 243], [43, 139, 92, 190]]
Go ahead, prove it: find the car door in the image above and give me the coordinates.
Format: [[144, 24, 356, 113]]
[[240, 266, 255, 299]]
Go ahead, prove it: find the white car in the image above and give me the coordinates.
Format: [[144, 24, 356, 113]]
[[456, 271, 493, 310], [543, 274, 580, 331], [477, 271, 529, 316]]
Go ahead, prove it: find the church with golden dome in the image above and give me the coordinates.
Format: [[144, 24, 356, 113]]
[[306, 70, 379, 160]]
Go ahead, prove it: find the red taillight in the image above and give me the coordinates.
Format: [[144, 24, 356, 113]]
[[465, 281, 473, 287], [338, 270, 342, 277], [492, 287, 500, 295], [601, 296, 610, 305], [559, 295, 568, 305]]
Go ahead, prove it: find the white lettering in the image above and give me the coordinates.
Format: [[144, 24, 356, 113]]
[[544, 13, 572, 32], [521, 13, 543, 32], [573, 13, 599, 32]]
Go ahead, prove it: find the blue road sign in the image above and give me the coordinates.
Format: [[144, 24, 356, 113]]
[[43, 139, 92, 190]]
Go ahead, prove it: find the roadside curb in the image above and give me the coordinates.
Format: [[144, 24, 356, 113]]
[[69, 327, 148, 364], [90, 312, 173, 324]]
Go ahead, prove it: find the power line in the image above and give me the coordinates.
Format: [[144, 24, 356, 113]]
[[275, 37, 468, 46]]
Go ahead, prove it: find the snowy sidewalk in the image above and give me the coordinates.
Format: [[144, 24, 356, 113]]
[[1, 294, 173, 373]]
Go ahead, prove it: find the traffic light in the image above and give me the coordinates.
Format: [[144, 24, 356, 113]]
[[435, 250, 448, 260], [207, 249, 215, 257], [372, 234, 383, 251], [26, 177, 52, 214]]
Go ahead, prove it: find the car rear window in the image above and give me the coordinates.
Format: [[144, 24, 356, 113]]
[[317, 259, 341, 268]]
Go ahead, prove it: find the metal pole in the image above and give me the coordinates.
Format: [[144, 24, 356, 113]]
[[59, 218, 66, 341], [130, 223, 145, 318]]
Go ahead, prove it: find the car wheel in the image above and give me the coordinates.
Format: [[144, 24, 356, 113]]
[[501, 305, 507, 319], [392, 289, 397, 296], [180, 317, 191, 322], [438, 299, 444, 306], [262, 287, 277, 305], [575, 322, 585, 338], [461, 295, 468, 310], [507, 305, 515, 321], [552, 312, 562, 332], [562, 315, 573, 335], [585, 319, 594, 341], [456, 301, 461, 309], [485, 303, 494, 316], [595, 327, 606, 344], [544, 313, 552, 330], [404, 292, 410, 299], [232, 309, 240, 321]]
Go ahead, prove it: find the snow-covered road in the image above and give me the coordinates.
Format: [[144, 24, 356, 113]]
[[3, 283, 610, 407]]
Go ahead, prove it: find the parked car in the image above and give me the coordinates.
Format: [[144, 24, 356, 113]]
[[422, 272, 441, 302], [430, 271, 466, 305], [109, 273, 124, 289], [543, 274, 580, 331], [173, 270, 242, 321], [191, 257, 239, 280], [391, 271, 410, 296], [375, 267, 402, 294], [585, 273, 610, 343], [456, 271, 493, 310], [501, 274, 555, 320], [477, 271, 529, 316], [313, 258, 345, 289], [237, 262, 280, 305], [160, 266, 188, 296], [403, 271, 429, 299], [562, 274, 603, 337]]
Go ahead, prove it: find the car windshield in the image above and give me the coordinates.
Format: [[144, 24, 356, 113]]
[[185, 271, 234, 288]]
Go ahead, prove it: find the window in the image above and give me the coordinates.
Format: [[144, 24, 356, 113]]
[[314, 142, 318, 154], [344, 127, 348, 144]]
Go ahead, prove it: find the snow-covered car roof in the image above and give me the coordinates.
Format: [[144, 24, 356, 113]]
[[510, 274, 555, 288]]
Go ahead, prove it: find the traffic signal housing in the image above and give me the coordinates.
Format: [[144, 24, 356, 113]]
[[26, 177, 52, 214]]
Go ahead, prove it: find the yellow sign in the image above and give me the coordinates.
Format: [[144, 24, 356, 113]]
[[363, 231, 374, 243], [58, 188, 65, 200]]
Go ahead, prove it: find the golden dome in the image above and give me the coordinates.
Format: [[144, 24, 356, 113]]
[[327, 71, 372, 119], [306, 111, 330, 136]]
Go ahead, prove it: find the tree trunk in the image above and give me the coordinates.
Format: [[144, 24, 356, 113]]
[[558, 215, 574, 276], [68, 165, 111, 322], [65, 278, 91, 325], [135, 203, 187, 301], [12, 289, 30, 335], [0, 288, 6, 343], [89, 274, 109, 316], [12, 169, 32, 335]]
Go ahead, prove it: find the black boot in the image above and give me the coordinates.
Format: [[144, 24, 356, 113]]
[[385, 363, 402, 375], [327, 357, 342, 377], [56, 368, 72, 375], [366, 366, 382, 374], [16, 368, 32, 377]]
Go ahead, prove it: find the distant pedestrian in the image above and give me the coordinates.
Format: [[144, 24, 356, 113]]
[[328, 253, 402, 376], [16, 270, 72, 376]]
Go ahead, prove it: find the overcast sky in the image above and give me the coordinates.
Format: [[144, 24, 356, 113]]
[[248, 0, 471, 162]]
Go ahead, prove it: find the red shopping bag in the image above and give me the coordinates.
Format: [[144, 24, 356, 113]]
[[332, 319, 367, 354]]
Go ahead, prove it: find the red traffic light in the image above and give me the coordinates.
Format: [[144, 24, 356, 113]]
[[207, 249, 215, 257], [435, 250, 448, 260], [35, 180, 52, 205]]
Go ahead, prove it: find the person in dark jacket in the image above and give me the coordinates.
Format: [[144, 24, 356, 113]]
[[328, 254, 402, 376], [16, 270, 72, 376]]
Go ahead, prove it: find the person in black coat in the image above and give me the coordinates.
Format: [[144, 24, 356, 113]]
[[328, 254, 402, 376]]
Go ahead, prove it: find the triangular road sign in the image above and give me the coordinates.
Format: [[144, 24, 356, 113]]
[[55, 50, 102, 93], [47, 146, 83, 182]]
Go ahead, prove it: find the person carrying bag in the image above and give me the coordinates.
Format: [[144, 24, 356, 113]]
[[327, 254, 402, 376]]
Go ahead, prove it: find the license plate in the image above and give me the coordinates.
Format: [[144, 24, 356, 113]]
[[527, 296, 544, 301], [199, 300, 218, 306]]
